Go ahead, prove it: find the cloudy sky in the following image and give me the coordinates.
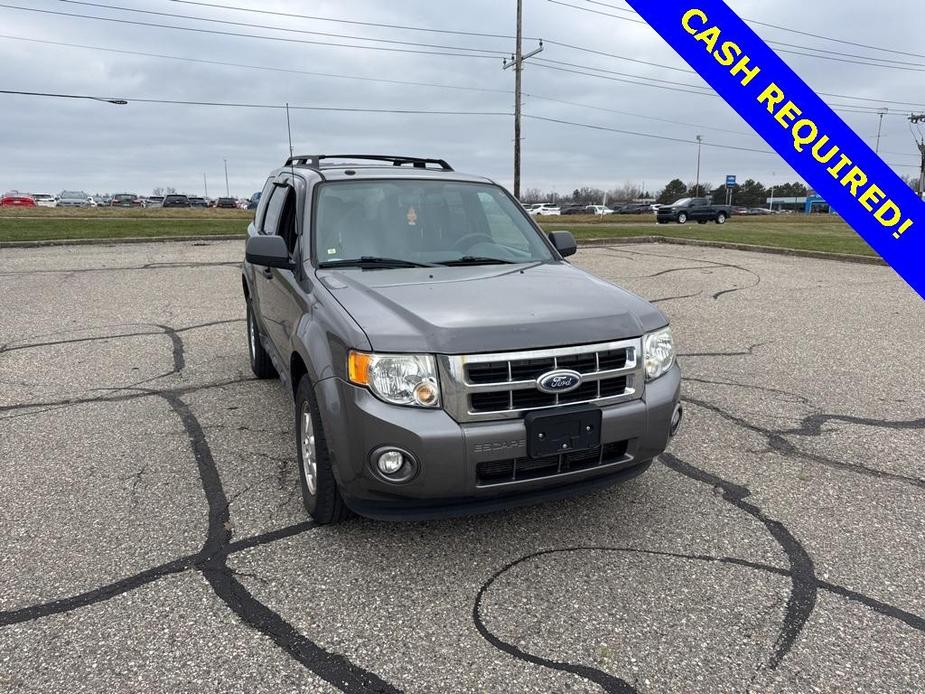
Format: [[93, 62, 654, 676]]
[[1, 0, 922, 197]]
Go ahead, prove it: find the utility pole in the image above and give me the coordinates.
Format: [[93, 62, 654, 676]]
[[875, 108, 888, 154], [203, 172, 208, 199], [909, 114, 925, 198], [223, 158, 230, 197], [503, 0, 543, 201], [695, 135, 703, 196]]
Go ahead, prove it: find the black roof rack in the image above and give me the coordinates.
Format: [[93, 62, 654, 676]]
[[285, 154, 454, 172]]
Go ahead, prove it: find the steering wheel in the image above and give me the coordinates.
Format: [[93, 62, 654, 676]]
[[452, 233, 495, 252]]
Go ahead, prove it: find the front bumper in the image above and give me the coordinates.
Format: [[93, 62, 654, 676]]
[[316, 364, 681, 520]]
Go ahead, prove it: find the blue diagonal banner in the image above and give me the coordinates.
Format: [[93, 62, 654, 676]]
[[624, 1, 924, 299]]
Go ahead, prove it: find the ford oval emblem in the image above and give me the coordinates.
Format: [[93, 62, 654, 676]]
[[536, 369, 583, 394]]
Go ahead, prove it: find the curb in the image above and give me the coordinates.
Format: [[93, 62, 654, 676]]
[[0, 234, 244, 249], [575, 235, 885, 266], [0, 232, 884, 266]]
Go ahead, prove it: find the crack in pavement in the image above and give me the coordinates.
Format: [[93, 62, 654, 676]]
[[473, 450, 817, 690], [683, 396, 925, 489], [0, 319, 243, 356], [0, 260, 240, 278], [596, 246, 762, 300]]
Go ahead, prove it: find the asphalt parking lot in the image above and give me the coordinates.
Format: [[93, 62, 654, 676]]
[[1, 240, 922, 693]]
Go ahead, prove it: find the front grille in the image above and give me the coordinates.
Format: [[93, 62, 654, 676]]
[[439, 338, 644, 423], [476, 441, 630, 486], [470, 376, 628, 413]]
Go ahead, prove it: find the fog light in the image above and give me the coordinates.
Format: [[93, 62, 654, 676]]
[[670, 404, 683, 437], [377, 450, 405, 475]]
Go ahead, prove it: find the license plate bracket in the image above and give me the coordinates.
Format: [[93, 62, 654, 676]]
[[524, 406, 602, 459]]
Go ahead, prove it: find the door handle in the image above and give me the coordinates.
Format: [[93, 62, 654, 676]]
[[262, 267, 274, 279]]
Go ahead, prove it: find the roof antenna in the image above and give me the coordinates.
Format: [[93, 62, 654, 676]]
[[286, 102, 295, 169]]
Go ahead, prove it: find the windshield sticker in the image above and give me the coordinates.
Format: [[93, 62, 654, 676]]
[[407, 206, 418, 226]]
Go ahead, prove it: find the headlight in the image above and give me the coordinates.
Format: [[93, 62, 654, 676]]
[[348, 351, 441, 408], [643, 327, 675, 380]]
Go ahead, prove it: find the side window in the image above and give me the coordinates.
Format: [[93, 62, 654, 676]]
[[261, 185, 287, 236], [277, 189, 298, 257], [254, 177, 274, 232]]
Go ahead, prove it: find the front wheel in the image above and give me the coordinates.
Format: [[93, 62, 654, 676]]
[[295, 376, 350, 524], [246, 300, 277, 379], [677, 212, 688, 224], [716, 212, 727, 224]]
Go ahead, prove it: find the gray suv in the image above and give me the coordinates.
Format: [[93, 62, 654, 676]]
[[243, 155, 682, 524]]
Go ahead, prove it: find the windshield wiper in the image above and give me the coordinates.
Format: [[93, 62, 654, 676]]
[[437, 256, 516, 266], [319, 256, 438, 269]]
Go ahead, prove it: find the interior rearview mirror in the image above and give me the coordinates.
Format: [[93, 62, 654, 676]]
[[246, 235, 294, 270], [547, 230, 577, 258]]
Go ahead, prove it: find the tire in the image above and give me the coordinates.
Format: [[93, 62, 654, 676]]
[[246, 300, 277, 379], [716, 212, 727, 224], [295, 375, 350, 524], [677, 212, 688, 224]]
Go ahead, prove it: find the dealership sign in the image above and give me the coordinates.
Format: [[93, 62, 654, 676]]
[[624, 1, 925, 299]]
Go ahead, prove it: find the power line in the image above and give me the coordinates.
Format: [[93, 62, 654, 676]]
[[0, 4, 505, 59], [57, 0, 508, 56], [531, 61, 716, 97], [530, 59, 914, 117], [584, 0, 925, 60], [524, 114, 775, 153], [0, 32, 764, 142], [522, 93, 754, 136], [534, 57, 711, 91], [3, 87, 916, 173], [541, 39, 691, 73], [162, 0, 526, 41], [0, 34, 510, 95], [549, 0, 925, 72]]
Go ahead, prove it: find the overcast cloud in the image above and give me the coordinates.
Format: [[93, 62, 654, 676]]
[[1, 0, 922, 197]]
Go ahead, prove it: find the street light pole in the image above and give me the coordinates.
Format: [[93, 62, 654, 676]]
[[695, 135, 703, 196], [223, 158, 230, 197]]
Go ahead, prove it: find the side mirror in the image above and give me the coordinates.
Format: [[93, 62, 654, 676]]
[[246, 235, 294, 270], [547, 230, 577, 258]]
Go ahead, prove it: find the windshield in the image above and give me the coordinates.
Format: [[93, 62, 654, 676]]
[[61, 191, 86, 199], [314, 180, 555, 266], [671, 198, 692, 207]]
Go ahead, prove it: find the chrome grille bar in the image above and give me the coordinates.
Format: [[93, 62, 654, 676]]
[[438, 338, 645, 423]]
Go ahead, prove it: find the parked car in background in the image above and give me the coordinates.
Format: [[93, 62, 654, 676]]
[[528, 203, 562, 217], [31, 193, 57, 207], [1, 192, 37, 207], [111, 193, 142, 208], [144, 196, 165, 208], [656, 198, 731, 225], [732, 206, 750, 215], [615, 204, 652, 215], [57, 191, 92, 208], [162, 194, 191, 208], [215, 197, 238, 209], [587, 205, 614, 215], [246, 192, 262, 210], [748, 208, 773, 215], [561, 205, 588, 216], [188, 196, 209, 208]]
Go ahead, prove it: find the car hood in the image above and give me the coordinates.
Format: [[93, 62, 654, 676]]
[[318, 261, 667, 354]]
